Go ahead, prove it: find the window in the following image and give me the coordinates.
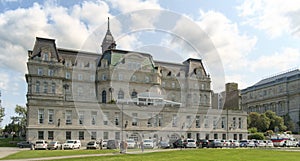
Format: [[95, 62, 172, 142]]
[[196, 116, 200, 128], [38, 131, 44, 140], [118, 74, 123, 81], [44, 53, 49, 61], [147, 113, 153, 127], [131, 75, 136, 81], [103, 112, 109, 125], [79, 131, 84, 140], [48, 69, 54, 76], [132, 113, 138, 126], [222, 134, 226, 140], [38, 109, 44, 124], [79, 111, 84, 125], [48, 131, 54, 140], [66, 72, 71, 79], [91, 132, 97, 140], [204, 116, 209, 128], [186, 115, 192, 128], [102, 74, 106, 81], [43, 82, 48, 93], [48, 109, 54, 124], [91, 111, 97, 125], [238, 118, 242, 129], [221, 117, 226, 129], [131, 91, 137, 98], [51, 83, 56, 93], [36, 81, 40, 93], [213, 117, 217, 129], [38, 68, 43, 75], [233, 117, 236, 128], [90, 75, 95, 81], [145, 76, 149, 83], [66, 131, 71, 140], [172, 82, 175, 88], [172, 114, 177, 127], [114, 112, 119, 126], [158, 114, 163, 127], [115, 132, 120, 140], [118, 90, 124, 99], [103, 132, 109, 140], [66, 110, 72, 125], [102, 90, 107, 103], [78, 74, 83, 80], [77, 87, 83, 96], [214, 134, 218, 139]]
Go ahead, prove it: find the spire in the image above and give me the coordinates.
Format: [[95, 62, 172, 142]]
[[101, 17, 116, 53]]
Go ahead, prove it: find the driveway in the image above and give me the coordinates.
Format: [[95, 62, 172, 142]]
[[0, 147, 24, 159]]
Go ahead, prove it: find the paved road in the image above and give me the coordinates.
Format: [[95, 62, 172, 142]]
[[0, 147, 25, 159]]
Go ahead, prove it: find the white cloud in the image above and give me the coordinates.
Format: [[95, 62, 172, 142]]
[[0, 72, 9, 91], [250, 47, 300, 72], [110, 0, 161, 13], [237, 0, 300, 38]]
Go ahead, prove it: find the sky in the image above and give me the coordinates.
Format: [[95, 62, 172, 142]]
[[0, 0, 300, 127]]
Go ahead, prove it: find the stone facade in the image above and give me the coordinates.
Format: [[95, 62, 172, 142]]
[[25, 21, 247, 145], [241, 69, 300, 132]]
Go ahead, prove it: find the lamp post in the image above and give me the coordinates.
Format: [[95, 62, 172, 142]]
[[120, 103, 124, 153]]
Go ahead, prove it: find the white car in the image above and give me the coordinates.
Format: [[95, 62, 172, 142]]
[[184, 139, 197, 148], [143, 139, 156, 149], [126, 139, 137, 149], [63, 140, 81, 149], [35, 140, 48, 150], [264, 140, 274, 147]]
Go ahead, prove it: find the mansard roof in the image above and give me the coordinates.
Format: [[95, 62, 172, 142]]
[[29, 37, 60, 61]]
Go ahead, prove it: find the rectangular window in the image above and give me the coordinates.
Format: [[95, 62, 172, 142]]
[[66, 131, 71, 140], [43, 82, 48, 93], [221, 117, 226, 129], [172, 114, 177, 127], [79, 131, 84, 140], [38, 68, 43, 76], [36, 81, 40, 93], [66, 110, 72, 125], [102, 74, 106, 81], [115, 132, 120, 140], [48, 131, 54, 140], [233, 117, 236, 128], [204, 116, 209, 128], [38, 131, 44, 140], [48, 109, 54, 124], [38, 109, 44, 124], [91, 132, 97, 140], [91, 111, 97, 125], [214, 133, 218, 139], [115, 112, 119, 126], [186, 115, 192, 128], [103, 132, 108, 140], [66, 72, 71, 79], [195, 115, 200, 128], [118, 74, 123, 81], [238, 118, 242, 129], [48, 69, 54, 76], [51, 83, 56, 93], [79, 111, 84, 125], [78, 74, 83, 80], [222, 134, 226, 140], [158, 114, 163, 127], [90, 75, 95, 81], [132, 113, 138, 126], [213, 117, 217, 129], [103, 112, 109, 125], [147, 113, 152, 127]]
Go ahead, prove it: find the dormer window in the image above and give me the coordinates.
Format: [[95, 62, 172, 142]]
[[43, 52, 49, 61]]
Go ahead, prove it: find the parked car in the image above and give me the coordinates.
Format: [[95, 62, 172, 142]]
[[264, 140, 274, 147], [158, 141, 170, 149], [143, 139, 156, 149], [86, 141, 101, 149], [102, 140, 107, 148], [220, 140, 229, 147], [126, 139, 137, 149], [256, 140, 266, 147], [172, 139, 183, 148], [239, 140, 249, 147], [197, 139, 209, 148], [63, 140, 81, 149], [17, 141, 34, 148], [48, 141, 62, 150], [107, 140, 118, 149], [228, 140, 239, 148], [183, 139, 197, 148], [208, 140, 222, 148], [35, 140, 48, 150]]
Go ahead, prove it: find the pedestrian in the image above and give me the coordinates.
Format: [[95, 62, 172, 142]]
[[140, 141, 144, 152]]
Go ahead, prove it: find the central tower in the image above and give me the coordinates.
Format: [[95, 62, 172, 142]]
[[101, 17, 116, 53]]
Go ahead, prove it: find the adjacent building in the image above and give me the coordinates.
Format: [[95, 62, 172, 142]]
[[25, 19, 247, 144], [241, 69, 300, 132]]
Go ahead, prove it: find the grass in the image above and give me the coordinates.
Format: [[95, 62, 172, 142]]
[[2, 148, 300, 161], [0, 137, 23, 147]]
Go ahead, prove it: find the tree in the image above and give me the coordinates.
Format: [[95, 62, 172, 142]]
[[248, 133, 265, 140], [248, 112, 270, 132], [265, 110, 286, 132], [283, 114, 295, 132]]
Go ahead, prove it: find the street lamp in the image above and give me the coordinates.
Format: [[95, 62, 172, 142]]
[[120, 103, 125, 153]]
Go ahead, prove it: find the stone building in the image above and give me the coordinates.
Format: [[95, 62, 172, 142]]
[[241, 69, 300, 132], [25, 19, 247, 145]]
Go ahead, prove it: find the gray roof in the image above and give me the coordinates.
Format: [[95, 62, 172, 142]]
[[254, 69, 300, 86]]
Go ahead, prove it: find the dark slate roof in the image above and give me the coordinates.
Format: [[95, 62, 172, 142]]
[[254, 69, 300, 86]]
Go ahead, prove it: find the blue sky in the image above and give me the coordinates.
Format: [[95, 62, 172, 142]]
[[0, 0, 299, 127]]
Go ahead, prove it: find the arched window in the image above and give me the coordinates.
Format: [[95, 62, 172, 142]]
[[131, 91, 138, 98], [118, 90, 124, 99], [102, 90, 107, 103]]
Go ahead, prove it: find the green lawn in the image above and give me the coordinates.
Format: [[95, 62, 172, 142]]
[[0, 137, 23, 147], [2, 148, 300, 161]]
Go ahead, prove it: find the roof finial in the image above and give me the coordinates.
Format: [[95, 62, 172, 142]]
[[108, 17, 110, 31]]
